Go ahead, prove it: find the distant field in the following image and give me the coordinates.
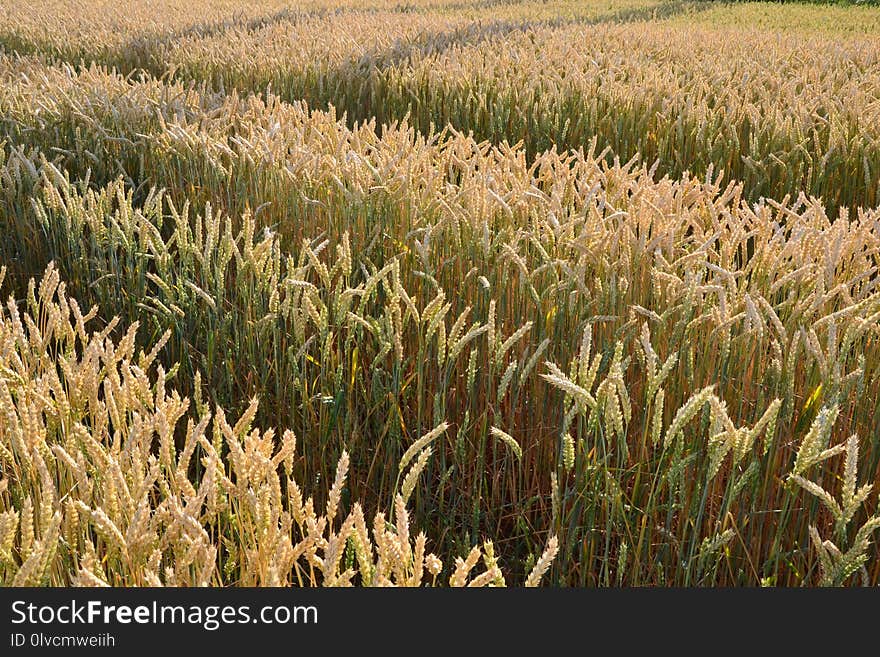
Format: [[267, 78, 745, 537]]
[[3, 1, 879, 210], [1, 1, 879, 587]]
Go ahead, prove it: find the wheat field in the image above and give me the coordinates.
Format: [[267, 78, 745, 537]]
[[0, 0, 879, 587]]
